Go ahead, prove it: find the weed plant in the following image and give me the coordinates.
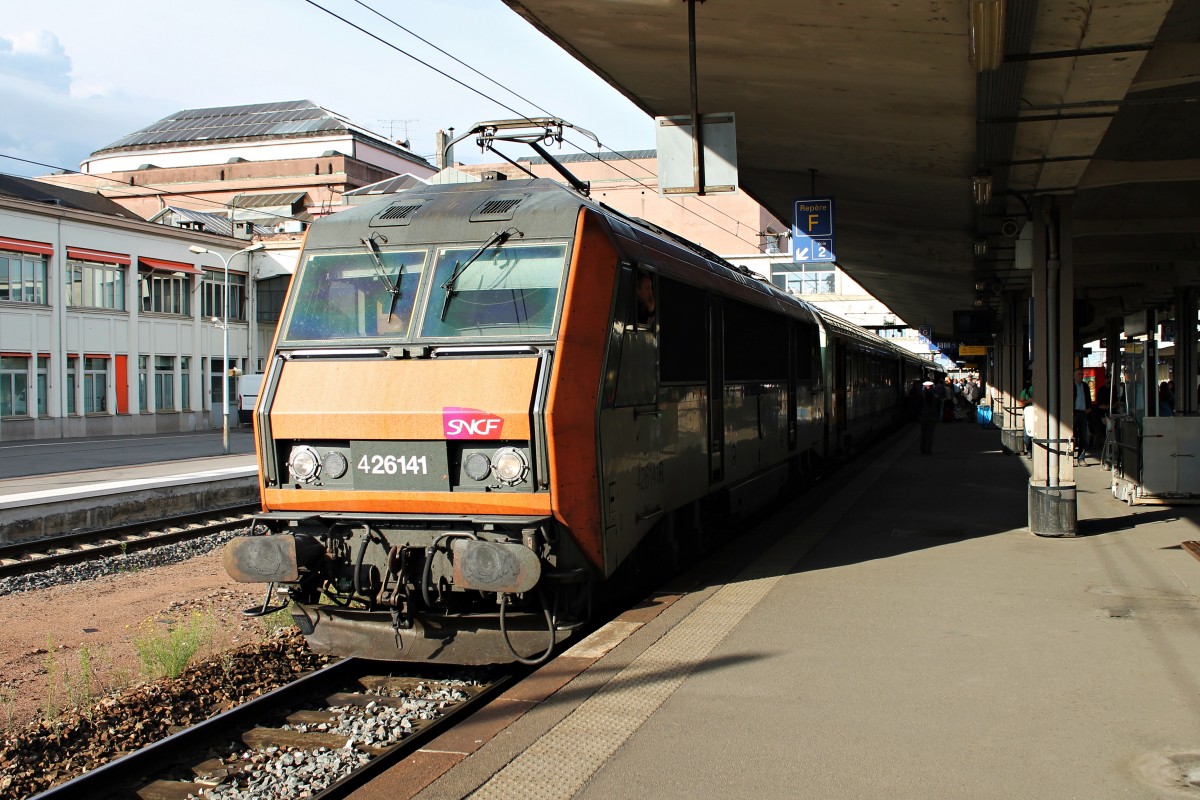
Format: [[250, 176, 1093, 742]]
[[132, 612, 212, 679], [259, 606, 296, 636]]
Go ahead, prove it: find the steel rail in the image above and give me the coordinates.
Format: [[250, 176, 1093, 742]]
[[31, 659, 515, 800], [0, 503, 259, 579]]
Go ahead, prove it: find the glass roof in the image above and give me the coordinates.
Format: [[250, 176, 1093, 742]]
[[94, 100, 351, 153]]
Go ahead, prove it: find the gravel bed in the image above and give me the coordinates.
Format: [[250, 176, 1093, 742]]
[[191, 678, 480, 800], [0, 630, 329, 800], [193, 745, 371, 800], [285, 682, 473, 746], [0, 528, 245, 596]]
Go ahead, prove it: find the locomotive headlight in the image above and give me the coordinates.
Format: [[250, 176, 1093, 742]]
[[491, 447, 528, 485], [463, 452, 492, 481], [288, 445, 321, 483], [321, 451, 349, 480]]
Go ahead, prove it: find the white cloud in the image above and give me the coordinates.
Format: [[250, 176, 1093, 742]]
[[0, 31, 72, 93], [0, 31, 170, 176]]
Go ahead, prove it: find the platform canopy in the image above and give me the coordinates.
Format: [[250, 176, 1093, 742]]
[[500, 0, 1199, 342]]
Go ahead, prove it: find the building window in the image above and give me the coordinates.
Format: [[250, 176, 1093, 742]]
[[155, 355, 175, 411], [1, 356, 29, 416], [256, 275, 290, 323], [210, 359, 228, 412], [36, 356, 48, 416], [140, 272, 190, 315], [771, 264, 836, 295], [181, 356, 191, 410], [201, 358, 209, 410], [138, 355, 149, 412], [202, 270, 247, 321], [83, 357, 108, 413], [66, 260, 126, 310], [0, 252, 49, 304], [67, 357, 78, 415]]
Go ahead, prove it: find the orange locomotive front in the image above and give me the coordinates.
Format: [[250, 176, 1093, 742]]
[[225, 179, 618, 664]]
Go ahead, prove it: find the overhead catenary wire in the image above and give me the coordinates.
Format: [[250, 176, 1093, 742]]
[[310, 0, 769, 252], [343, 0, 764, 247]]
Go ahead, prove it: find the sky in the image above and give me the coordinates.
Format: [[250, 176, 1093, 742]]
[[0, 0, 658, 179]]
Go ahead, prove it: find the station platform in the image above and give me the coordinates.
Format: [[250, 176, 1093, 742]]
[[357, 420, 1200, 800], [0, 429, 258, 543]]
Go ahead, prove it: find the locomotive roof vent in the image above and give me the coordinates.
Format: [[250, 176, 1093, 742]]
[[370, 199, 426, 227], [470, 194, 525, 222]]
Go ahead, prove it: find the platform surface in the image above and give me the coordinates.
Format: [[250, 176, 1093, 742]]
[[394, 420, 1200, 800], [0, 429, 256, 497]]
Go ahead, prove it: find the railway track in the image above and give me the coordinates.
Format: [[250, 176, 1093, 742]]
[[34, 658, 512, 800], [0, 505, 259, 580]]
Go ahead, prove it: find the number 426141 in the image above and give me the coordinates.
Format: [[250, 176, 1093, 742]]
[[357, 454, 428, 475]]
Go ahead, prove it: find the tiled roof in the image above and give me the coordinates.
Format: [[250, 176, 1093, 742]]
[[0, 174, 144, 219], [150, 207, 272, 237]]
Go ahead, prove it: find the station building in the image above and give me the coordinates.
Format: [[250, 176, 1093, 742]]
[[0, 174, 294, 441], [2, 100, 436, 442]]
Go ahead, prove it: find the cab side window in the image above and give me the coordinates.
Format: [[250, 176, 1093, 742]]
[[635, 270, 656, 329], [610, 266, 658, 407]]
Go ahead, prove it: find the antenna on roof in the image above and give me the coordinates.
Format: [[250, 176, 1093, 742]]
[[378, 119, 418, 145]]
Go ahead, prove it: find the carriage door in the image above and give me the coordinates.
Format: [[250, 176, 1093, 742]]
[[708, 296, 725, 483], [834, 341, 848, 431], [786, 323, 798, 449]]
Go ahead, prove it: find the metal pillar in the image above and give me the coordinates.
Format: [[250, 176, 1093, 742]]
[[1029, 195, 1078, 536], [1176, 288, 1198, 415], [998, 291, 1023, 453]]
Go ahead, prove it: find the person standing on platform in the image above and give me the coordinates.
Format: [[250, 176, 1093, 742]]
[[1073, 368, 1092, 466], [918, 380, 940, 454], [935, 378, 951, 422]]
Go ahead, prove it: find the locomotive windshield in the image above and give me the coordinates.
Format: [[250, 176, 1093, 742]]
[[282, 249, 427, 342], [419, 242, 567, 340]]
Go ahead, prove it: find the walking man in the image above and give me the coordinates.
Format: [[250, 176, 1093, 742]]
[[1073, 369, 1091, 465]]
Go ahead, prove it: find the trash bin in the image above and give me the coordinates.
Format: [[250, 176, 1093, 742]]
[[977, 404, 993, 428]]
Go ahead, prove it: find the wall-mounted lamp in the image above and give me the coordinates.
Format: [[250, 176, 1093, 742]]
[[974, 239, 988, 256], [974, 298, 986, 308], [972, 173, 993, 206], [969, 0, 1006, 71]]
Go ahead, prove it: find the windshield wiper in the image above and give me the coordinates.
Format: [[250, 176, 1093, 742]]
[[360, 235, 404, 321], [440, 227, 522, 321]]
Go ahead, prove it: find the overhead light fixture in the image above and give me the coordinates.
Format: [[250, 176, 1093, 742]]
[[974, 239, 988, 256], [969, 0, 1006, 71], [972, 173, 993, 206]]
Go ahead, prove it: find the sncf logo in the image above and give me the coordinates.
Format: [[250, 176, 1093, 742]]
[[443, 407, 505, 439]]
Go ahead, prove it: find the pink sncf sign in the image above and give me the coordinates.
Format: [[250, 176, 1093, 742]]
[[442, 407, 505, 439]]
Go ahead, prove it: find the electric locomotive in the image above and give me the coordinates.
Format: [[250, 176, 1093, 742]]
[[224, 120, 926, 664]]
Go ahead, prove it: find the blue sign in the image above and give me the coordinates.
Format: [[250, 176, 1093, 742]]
[[793, 197, 836, 263]]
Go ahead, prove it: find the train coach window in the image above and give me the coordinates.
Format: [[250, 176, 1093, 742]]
[[420, 242, 568, 340], [283, 249, 427, 342], [724, 300, 788, 381], [659, 278, 706, 383], [795, 322, 818, 381]]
